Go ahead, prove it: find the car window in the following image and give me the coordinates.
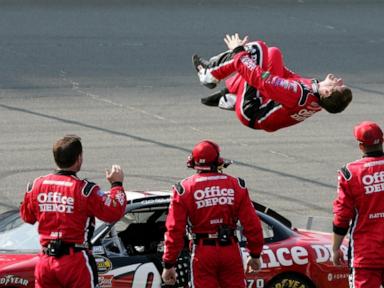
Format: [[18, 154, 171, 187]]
[[0, 211, 40, 250], [101, 208, 167, 256], [237, 219, 274, 244]]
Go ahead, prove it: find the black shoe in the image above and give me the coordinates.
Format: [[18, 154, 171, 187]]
[[201, 88, 229, 106], [192, 54, 217, 89], [192, 54, 209, 72]]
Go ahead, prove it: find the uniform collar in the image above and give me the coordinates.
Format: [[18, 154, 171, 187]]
[[363, 151, 384, 158], [311, 79, 320, 99], [55, 170, 77, 176]]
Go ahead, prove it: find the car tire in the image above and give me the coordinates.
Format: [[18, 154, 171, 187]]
[[266, 274, 315, 288]]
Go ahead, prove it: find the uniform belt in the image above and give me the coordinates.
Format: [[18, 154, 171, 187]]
[[192, 231, 236, 240], [42, 242, 88, 257], [193, 237, 238, 246]]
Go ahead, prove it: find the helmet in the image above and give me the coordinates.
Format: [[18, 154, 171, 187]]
[[187, 140, 224, 171]]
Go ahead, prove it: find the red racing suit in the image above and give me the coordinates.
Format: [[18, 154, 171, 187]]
[[229, 46, 322, 132], [163, 172, 263, 288], [333, 152, 384, 269], [20, 170, 127, 288]]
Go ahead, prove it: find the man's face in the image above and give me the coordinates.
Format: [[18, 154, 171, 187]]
[[321, 74, 346, 98]]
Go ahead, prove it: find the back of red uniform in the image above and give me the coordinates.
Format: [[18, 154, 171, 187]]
[[20, 172, 127, 246], [333, 155, 384, 268], [163, 172, 263, 264]]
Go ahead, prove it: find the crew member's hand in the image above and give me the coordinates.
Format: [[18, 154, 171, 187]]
[[224, 33, 248, 50], [106, 164, 124, 184], [332, 248, 345, 266], [246, 256, 261, 273], [162, 267, 177, 286]]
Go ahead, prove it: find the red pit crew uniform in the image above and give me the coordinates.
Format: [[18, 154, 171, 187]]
[[333, 152, 384, 288], [229, 45, 322, 132], [163, 172, 263, 288], [20, 170, 127, 288]]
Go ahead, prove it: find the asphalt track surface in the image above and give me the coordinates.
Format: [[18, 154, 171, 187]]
[[0, 0, 383, 231]]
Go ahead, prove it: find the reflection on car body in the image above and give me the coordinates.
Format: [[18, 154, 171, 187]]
[[0, 191, 349, 288]]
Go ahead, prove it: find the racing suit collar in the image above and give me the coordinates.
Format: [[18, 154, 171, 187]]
[[311, 79, 320, 99], [363, 151, 384, 158], [55, 170, 77, 176]]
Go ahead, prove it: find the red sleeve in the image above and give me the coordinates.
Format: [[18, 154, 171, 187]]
[[333, 170, 354, 231], [233, 51, 303, 109], [20, 182, 37, 224], [163, 187, 188, 266], [238, 187, 264, 257], [283, 66, 301, 79], [87, 184, 127, 223]]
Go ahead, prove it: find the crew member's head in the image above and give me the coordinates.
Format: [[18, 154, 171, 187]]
[[353, 121, 383, 154], [187, 140, 224, 172], [318, 74, 352, 113], [53, 135, 83, 171]]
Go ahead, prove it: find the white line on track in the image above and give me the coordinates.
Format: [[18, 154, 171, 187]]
[[59, 70, 291, 157]]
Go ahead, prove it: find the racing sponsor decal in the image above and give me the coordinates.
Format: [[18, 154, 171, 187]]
[[240, 56, 257, 70], [95, 256, 113, 274], [290, 108, 317, 122], [0, 275, 29, 286], [327, 272, 349, 281], [92, 245, 105, 255], [362, 171, 384, 194], [268, 76, 298, 93], [115, 190, 126, 206], [194, 186, 234, 209], [37, 192, 74, 213], [242, 244, 348, 269], [270, 279, 306, 288], [98, 275, 113, 288]]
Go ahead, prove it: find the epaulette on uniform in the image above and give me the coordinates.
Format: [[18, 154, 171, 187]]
[[237, 177, 246, 189], [174, 181, 185, 195], [340, 165, 352, 181], [82, 180, 97, 197]]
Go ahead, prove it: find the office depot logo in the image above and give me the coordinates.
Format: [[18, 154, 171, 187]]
[[37, 192, 74, 213]]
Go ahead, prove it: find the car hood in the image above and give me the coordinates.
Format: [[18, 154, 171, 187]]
[[0, 252, 37, 271]]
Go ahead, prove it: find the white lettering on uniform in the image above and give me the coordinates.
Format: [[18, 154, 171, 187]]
[[194, 186, 235, 209], [290, 109, 316, 122], [362, 171, 384, 194], [37, 192, 74, 213]]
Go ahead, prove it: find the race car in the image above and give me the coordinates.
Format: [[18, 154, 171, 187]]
[[0, 191, 349, 288]]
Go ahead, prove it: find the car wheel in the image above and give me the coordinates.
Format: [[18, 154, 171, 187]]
[[266, 274, 315, 288]]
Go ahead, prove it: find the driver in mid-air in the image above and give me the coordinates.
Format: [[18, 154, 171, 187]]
[[193, 34, 352, 132]]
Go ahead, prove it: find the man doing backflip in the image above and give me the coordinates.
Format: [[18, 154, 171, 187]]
[[193, 34, 352, 132]]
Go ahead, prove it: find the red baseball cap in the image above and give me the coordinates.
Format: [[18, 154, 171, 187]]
[[353, 121, 383, 145]]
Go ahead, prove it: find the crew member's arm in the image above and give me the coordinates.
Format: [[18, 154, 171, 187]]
[[87, 165, 127, 223], [162, 183, 188, 269], [236, 178, 263, 268], [20, 180, 38, 224], [332, 166, 353, 266]]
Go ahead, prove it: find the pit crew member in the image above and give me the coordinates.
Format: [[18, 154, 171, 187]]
[[20, 135, 127, 288], [332, 121, 384, 288], [162, 140, 264, 288]]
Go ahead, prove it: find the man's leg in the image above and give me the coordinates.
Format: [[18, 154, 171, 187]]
[[193, 40, 269, 89], [34, 255, 61, 288], [190, 245, 220, 288], [350, 267, 383, 288]]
